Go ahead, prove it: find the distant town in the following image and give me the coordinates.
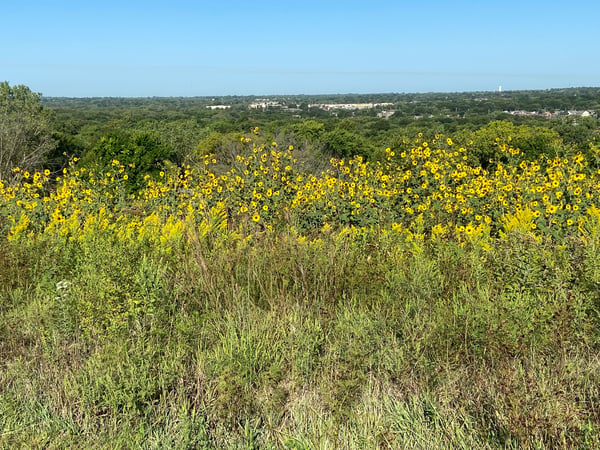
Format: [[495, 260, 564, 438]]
[[206, 97, 597, 121]]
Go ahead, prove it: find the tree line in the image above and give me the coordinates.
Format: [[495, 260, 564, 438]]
[[2, 81, 599, 185]]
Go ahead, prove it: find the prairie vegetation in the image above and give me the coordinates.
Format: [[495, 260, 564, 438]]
[[2, 125, 600, 448]]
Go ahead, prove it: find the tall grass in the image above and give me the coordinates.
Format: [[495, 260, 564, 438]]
[[2, 224, 600, 448]]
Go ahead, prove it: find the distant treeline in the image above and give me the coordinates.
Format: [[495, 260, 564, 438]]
[[3, 82, 599, 183], [39, 87, 598, 175]]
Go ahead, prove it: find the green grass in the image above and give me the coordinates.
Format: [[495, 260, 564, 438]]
[[2, 227, 600, 448]]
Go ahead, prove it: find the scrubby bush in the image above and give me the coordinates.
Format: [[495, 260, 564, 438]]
[[90, 131, 176, 192]]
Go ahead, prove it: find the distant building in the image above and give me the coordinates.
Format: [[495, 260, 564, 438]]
[[249, 99, 283, 109], [308, 102, 394, 111], [377, 110, 395, 119], [568, 110, 596, 117]]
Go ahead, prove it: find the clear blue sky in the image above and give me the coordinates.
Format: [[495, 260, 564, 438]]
[[2, 0, 599, 97]]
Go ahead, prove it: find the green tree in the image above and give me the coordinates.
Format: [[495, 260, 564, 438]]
[[322, 128, 375, 159], [551, 116, 599, 154], [0, 82, 56, 181], [458, 120, 563, 167], [91, 132, 176, 192], [292, 120, 325, 144], [194, 131, 244, 166]]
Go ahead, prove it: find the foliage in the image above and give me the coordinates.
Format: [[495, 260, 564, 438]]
[[3, 128, 600, 447], [0, 81, 56, 182], [457, 120, 564, 167], [43, 88, 600, 172], [322, 128, 376, 159], [4, 129, 600, 250], [291, 119, 325, 144], [90, 132, 177, 192]]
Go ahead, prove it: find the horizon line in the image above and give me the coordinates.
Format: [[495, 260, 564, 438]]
[[38, 85, 600, 100]]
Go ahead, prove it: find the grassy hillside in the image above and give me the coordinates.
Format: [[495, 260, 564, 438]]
[[2, 131, 600, 448]]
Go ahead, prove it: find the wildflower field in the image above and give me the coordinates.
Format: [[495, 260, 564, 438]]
[[2, 131, 600, 448]]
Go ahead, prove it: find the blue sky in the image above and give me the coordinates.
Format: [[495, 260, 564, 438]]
[[2, 0, 599, 97]]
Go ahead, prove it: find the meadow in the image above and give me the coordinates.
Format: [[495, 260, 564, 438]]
[[2, 129, 600, 448]]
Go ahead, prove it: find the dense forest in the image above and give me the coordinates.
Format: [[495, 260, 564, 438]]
[[3, 83, 600, 448], [42, 87, 600, 174]]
